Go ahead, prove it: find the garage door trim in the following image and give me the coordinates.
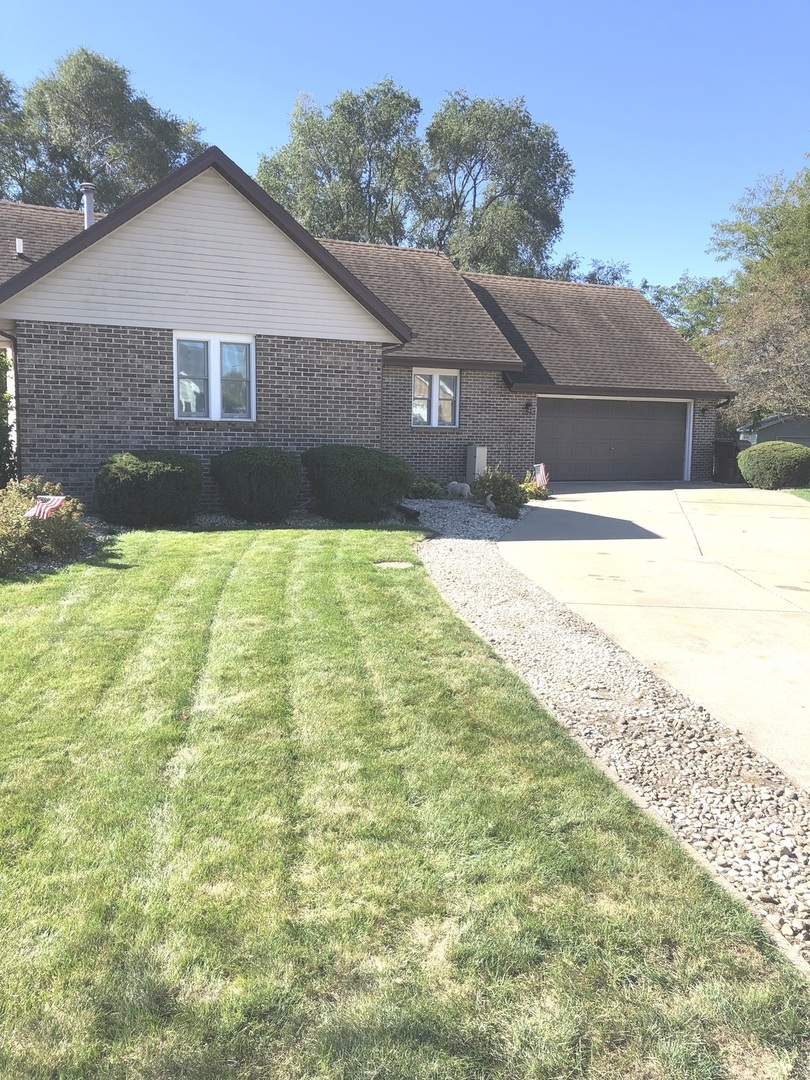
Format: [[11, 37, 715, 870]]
[[534, 394, 694, 480]]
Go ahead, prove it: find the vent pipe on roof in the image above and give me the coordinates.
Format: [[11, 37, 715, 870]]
[[80, 182, 96, 229]]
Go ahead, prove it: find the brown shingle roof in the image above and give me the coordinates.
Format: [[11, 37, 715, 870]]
[[0, 201, 94, 287], [319, 239, 522, 369], [0, 168, 732, 401], [464, 273, 733, 398]]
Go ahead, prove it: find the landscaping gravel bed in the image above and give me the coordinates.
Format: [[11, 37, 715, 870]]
[[411, 498, 810, 971]]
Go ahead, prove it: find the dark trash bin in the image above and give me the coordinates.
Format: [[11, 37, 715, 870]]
[[713, 439, 745, 483]]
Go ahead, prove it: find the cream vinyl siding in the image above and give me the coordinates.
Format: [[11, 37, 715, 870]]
[[0, 170, 399, 343]]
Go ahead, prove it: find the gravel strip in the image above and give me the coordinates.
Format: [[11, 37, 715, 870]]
[[411, 499, 810, 970]]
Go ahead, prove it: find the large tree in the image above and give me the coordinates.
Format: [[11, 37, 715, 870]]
[[256, 81, 422, 246], [1, 49, 205, 210], [640, 272, 728, 349], [415, 92, 573, 275], [257, 83, 573, 275], [549, 254, 633, 286]]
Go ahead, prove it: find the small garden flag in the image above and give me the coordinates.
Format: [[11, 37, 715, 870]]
[[24, 495, 66, 519], [533, 463, 550, 488]]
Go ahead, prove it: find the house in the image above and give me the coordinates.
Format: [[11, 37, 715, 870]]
[[0, 147, 733, 507], [738, 414, 810, 449]]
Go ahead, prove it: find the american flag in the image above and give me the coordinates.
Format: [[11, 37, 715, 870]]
[[24, 495, 66, 519], [533, 463, 550, 487]]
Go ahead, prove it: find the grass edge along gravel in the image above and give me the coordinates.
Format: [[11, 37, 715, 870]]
[[0, 525, 807, 1079]]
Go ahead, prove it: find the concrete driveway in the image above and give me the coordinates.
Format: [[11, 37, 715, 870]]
[[499, 484, 810, 791]]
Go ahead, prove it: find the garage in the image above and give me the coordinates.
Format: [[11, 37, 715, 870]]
[[535, 397, 689, 481]]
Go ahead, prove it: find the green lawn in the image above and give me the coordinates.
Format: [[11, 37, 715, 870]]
[[0, 527, 807, 1079], [793, 489, 810, 503]]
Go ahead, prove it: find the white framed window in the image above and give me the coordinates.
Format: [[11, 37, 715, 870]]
[[174, 332, 255, 421], [412, 369, 459, 428]]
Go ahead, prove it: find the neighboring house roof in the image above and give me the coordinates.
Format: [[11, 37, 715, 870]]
[[0, 202, 106, 287], [319, 239, 522, 370], [739, 414, 802, 433], [464, 272, 734, 399], [0, 147, 412, 344]]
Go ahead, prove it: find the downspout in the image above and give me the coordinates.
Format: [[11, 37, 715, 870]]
[[0, 330, 20, 480]]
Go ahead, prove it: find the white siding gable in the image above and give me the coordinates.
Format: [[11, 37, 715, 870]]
[[0, 170, 399, 343]]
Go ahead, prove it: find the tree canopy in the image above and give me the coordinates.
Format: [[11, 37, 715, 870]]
[[257, 82, 574, 276], [256, 81, 422, 247], [647, 162, 810, 426], [0, 49, 205, 211]]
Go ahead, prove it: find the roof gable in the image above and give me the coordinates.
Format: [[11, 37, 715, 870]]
[[465, 273, 733, 398], [0, 147, 410, 343], [319, 240, 522, 370]]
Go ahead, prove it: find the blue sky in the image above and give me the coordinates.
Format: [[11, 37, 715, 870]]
[[3, 0, 808, 285]]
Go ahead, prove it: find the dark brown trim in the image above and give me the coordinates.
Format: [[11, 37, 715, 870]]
[[502, 376, 735, 401], [0, 147, 412, 344], [382, 350, 522, 371]]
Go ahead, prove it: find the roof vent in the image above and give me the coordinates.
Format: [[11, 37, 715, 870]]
[[15, 238, 24, 256], [80, 182, 96, 229]]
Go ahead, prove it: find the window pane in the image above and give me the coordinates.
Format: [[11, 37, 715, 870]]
[[413, 374, 431, 399], [221, 343, 251, 417], [412, 399, 429, 425], [437, 375, 458, 426], [222, 379, 249, 417], [179, 377, 208, 416], [412, 373, 431, 426], [221, 342, 249, 380], [177, 340, 208, 379]]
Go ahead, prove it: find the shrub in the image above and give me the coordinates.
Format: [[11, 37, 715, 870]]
[[210, 447, 302, 522], [301, 444, 414, 522], [95, 450, 202, 526], [520, 470, 549, 501], [410, 477, 448, 499], [737, 441, 810, 489], [470, 467, 529, 508], [497, 502, 522, 520], [0, 476, 89, 577]]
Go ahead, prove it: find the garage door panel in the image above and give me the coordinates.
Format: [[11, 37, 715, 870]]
[[536, 398, 688, 481]]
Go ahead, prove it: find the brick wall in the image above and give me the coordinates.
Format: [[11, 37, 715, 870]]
[[381, 367, 536, 482], [15, 321, 382, 507], [690, 398, 719, 481]]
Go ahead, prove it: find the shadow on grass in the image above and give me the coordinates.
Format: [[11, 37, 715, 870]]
[[0, 534, 133, 585]]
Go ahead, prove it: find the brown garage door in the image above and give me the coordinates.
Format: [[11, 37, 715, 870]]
[[535, 398, 688, 481]]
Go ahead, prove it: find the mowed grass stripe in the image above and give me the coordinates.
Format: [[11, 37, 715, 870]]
[[308, 530, 808, 1077], [0, 529, 260, 1073], [0, 528, 807, 1079]]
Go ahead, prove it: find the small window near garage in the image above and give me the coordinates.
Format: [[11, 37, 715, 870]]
[[174, 333, 255, 421], [411, 369, 459, 428]]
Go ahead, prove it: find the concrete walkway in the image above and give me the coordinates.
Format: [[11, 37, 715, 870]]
[[499, 483, 810, 791]]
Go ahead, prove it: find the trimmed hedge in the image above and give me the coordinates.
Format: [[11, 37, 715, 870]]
[[301, 444, 414, 522], [95, 450, 202, 526], [210, 447, 302, 522], [0, 476, 89, 577], [737, 441, 810, 490]]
